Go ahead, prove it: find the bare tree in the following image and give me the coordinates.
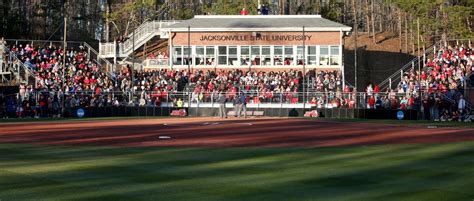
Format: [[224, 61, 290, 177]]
[[371, 0, 376, 43], [405, 12, 408, 53], [398, 8, 402, 52], [352, 0, 358, 91], [365, 0, 370, 36]]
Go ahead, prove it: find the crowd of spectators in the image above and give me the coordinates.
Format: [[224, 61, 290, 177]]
[[146, 52, 169, 66], [126, 69, 343, 106], [146, 52, 168, 60], [1, 40, 472, 121], [189, 69, 304, 103], [0, 41, 347, 118], [1, 42, 124, 118], [361, 44, 473, 121]]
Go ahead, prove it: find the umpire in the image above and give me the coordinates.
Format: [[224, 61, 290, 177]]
[[240, 92, 247, 118], [217, 93, 227, 118], [233, 94, 242, 117]]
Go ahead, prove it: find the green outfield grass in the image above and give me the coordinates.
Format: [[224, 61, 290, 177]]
[[322, 118, 474, 128], [1, 142, 474, 201]]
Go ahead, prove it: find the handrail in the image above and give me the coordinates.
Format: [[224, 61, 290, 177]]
[[440, 92, 472, 114], [344, 81, 355, 89], [100, 20, 156, 56], [445, 38, 473, 45], [464, 71, 474, 112], [11, 53, 36, 84], [378, 40, 442, 91], [378, 38, 471, 91], [378, 57, 420, 90], [4, 39, 83, 45], [6, 90, 432, 110], [84, 42, 113, 71], [14, 90, 402, 99], [99, 20, 180, 58]]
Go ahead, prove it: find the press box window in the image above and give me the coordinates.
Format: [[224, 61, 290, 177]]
[[218, 46, 227, 65], [262, 46, 271, 65], [273, 46, 283, 65], [251, 46, 260, 66], [240, 46, 250, 66], [173, 46, 183, 65], [284, 46, 293, 65], [330, 46, 340, 65], [195, 46, 205, 65], [183, 47, 192, 65], [319, 46, 329, 66], [228, 46, 238, 66], [307, 46, 317, 65], [206, 46, 215, 65]]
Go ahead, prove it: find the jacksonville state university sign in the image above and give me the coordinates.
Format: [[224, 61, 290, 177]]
[[200, 34, 312, 42]]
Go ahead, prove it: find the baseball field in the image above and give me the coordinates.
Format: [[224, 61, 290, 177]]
[[1, 117, 474, 201]]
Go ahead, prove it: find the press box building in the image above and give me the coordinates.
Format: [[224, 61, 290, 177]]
[[159, 15, 352, 73]]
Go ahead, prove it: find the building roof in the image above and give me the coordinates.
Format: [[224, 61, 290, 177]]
[[164, 15, 352, 32]]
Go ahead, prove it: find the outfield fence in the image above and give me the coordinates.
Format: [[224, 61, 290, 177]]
[[7, 90, 424, 108], [1, 89, 432, 119]]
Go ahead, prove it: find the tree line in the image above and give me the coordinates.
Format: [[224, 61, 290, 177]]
[[0, 0, 472, 51]]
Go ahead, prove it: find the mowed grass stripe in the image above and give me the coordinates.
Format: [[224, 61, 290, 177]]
[[1, 143, 474, 201]]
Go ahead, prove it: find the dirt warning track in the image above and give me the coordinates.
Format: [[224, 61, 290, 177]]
[[1, 117, 473, 148]]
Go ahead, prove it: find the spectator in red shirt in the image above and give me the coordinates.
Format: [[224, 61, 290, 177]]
[[368, 96, 375, 109], [373, 84, 380, 94], [240, 8, 249, 15]]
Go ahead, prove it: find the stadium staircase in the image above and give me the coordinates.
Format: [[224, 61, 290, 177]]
[[134, 38, 169, 59], [440, 93, 474, 117], [84, 42, 114, 72], [15, 55, 36, 85], [377, 41, 442, 92], [83, 42, 118, 81], [1, 41, 114, 87], [120, 38, 169, 70], [98, 20, 180, 60], [464, 71, 474, 115], [376, 40, 474, 116], [0, 54, 35, 86]]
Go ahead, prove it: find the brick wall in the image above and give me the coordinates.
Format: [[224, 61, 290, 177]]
[[145, 66, 340, 73], [172, 31, 341, 46]]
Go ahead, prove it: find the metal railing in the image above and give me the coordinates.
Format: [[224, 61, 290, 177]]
[[2, 39, 116, 82], [99, 20, 180, 58], [8, 90, 421, 109], [440, 92, 473, 113], [4, 39, 83, 48], [378, 40, 442, 91], [5, 89, 471, 119], [83, 42, 113, 72], [10, 53, 36, 85], [99, 43, 116, 57], [3, 40, 103, 85], [445, 38, 473, 47]]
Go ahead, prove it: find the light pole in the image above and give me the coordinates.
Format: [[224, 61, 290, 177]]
[[187, 26, 191, 73], [62, 16, 67, 117], [303, 26, 306, 111], [132, 27, 135, 102]]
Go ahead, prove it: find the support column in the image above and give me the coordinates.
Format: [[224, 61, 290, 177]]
[[340, 29, 345, 90], [169, 30, 173, 70]]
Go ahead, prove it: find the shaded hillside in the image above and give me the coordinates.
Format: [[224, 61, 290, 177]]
[[344, 32, 415, 90]]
